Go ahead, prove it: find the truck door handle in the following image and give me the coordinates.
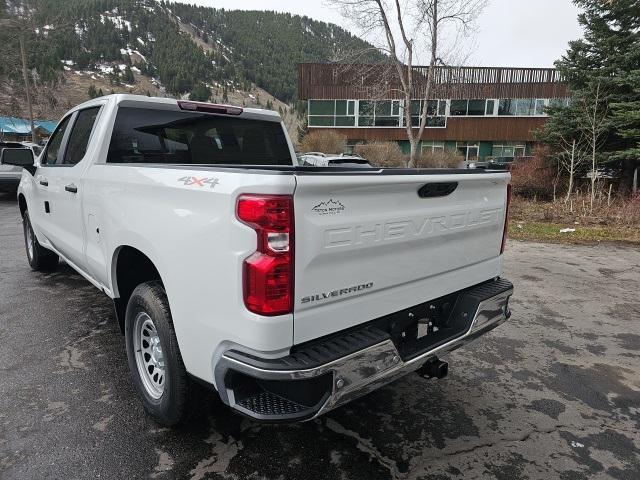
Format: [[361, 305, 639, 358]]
[[65, 184, 78, 194], [39, 178, 48, 186]]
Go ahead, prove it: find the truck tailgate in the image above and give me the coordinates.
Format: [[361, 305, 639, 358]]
[[292, 171, 509, 344]]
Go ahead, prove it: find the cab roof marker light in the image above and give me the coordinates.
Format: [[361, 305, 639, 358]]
[[177, 100, 243, 116]]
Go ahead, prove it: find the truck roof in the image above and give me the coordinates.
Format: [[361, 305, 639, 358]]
[[68, 94, 282, 122]]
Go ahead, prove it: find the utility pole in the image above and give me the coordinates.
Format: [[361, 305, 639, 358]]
[[1, 18, 37, 143], [19, 32, 36, 143]]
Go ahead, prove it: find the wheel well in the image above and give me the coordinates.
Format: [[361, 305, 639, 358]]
[[18, 194, 27, 218], [113, 246, 162, 333]]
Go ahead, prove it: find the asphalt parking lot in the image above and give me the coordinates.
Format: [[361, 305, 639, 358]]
[[1, 192, 639, 480]]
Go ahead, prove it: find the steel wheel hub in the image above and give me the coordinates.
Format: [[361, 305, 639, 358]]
[[133, 312, 165, 399]]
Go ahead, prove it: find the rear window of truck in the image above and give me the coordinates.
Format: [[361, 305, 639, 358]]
[[107, 107, 292, 166]]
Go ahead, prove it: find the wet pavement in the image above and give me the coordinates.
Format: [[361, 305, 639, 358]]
[[1, 192, 639, 479]]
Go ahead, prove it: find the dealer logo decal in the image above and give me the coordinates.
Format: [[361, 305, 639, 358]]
[[312, 199, 345, 215]]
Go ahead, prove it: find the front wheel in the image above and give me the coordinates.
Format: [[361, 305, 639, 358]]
[[124, 281, 191, 427], [23, 211, 58, 271]]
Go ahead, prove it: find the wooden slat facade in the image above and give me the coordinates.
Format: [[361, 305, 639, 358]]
[[298, 64, 567, 100], [309, 117, 548, 142]]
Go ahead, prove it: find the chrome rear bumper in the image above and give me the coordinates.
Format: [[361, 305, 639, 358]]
[[215, 279, 513, 422]]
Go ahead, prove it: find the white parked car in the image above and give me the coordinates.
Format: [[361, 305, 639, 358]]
[[0, 141, 26, 193], [300, 152, 373, 168], [2, 95, 513, 426]]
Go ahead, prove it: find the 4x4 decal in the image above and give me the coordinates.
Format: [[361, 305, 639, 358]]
[[178, 176, 220, 189]]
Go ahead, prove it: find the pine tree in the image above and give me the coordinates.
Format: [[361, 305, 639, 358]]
[[541, 0, 640, 193], [123, 65, 135, 84], [189, 83, 211, 101]]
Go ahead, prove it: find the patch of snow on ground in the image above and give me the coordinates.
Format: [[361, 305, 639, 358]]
[[137, 37, 146, 46], [103, 12, 132, 31], [97, 64, 115, 74]]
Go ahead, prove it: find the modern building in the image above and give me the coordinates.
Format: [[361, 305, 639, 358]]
[[298, 64, 567, 160]]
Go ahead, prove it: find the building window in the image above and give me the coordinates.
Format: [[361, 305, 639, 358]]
[[498, 98, 546, 116], [309, 100, 356, 127], [549, 98, 570, 109], [515, 99, 535, 116], [467, 99, 486, 116], [450, 99, 492, 116], [492, 143, 526, 158], [355, 100, 403, 127], [450, 100, 468, 116], [421, 142, 445, 154], [457, 142, 479, 161], [308, 116, 334, 126], [309, 97, 564, 128], [498, 99, 516, 116], [309, 100, 335, 115], [358, 101, 375, 126], [485, 99, 496, 115], [534, 99, 547, 116], [374, 100, 400, 126], [410, 100, 447, 127]]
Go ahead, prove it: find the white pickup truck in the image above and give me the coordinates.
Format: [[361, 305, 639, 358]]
[[2, 95, 513, 426]]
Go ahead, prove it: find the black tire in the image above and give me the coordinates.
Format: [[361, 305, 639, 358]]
[[23, 211, 59, 271], [124, 281, 192, 427]]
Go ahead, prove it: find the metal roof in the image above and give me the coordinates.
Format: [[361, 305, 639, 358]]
[[0, 117, 57, 135]]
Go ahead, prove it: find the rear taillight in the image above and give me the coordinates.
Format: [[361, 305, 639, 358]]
[[237, 195, 294, 316], [501, 184, 512, 254]]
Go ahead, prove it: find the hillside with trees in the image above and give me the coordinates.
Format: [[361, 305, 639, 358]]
[[0, 0, 383, 121]]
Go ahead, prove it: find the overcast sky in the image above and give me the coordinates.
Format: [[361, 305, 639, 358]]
[[180, 0, 583, 68]]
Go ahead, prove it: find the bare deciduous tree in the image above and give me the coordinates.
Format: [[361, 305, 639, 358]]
[[328, 0, 486, 167], [580, 81, 609, 212], [554, 135, 587, 203]]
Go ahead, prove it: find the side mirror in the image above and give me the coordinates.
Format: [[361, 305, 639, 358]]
[[0, 148, 35, 175]]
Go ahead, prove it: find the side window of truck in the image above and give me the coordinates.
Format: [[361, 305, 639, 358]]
[[41, 116, 71, 166], [63, 107, 101, 165]]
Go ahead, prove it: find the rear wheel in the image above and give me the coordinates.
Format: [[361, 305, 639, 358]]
[[125, 281, 192, 427], [23, 211, 58, 271]]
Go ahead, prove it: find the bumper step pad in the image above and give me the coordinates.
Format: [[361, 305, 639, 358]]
[[237, 390, 308, 417]]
